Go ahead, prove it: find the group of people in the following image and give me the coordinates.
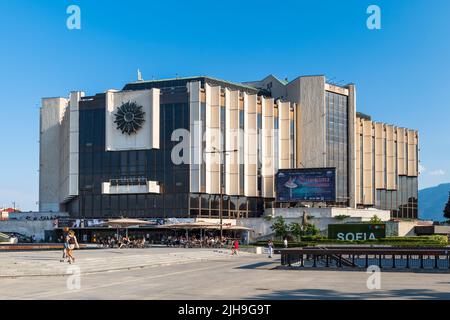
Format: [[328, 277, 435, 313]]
[[163, 235, 236, 249], [60, 227, 79, 264], [118, 236, 147, 249], [93, 235, 147, 249]]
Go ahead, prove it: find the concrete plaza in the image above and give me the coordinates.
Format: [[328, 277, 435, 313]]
[[1, 248, 450, 300]]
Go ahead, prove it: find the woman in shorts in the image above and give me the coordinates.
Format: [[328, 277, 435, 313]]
[[66, 231, 80, 264]]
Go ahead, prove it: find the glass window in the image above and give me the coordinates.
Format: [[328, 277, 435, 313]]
[[190, 194, 199, 209]]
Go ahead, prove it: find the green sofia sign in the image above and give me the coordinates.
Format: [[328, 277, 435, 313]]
[[328, 224, 386, 241]]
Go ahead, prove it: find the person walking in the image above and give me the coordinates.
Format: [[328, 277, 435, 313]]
[[231, 239, 239, 255], [60, 227, 70, 263], [66, 231, 80, 264], [268, 240, 274, 258], [284, 238, 288, 248]]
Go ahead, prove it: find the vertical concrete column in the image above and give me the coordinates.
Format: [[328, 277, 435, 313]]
[[407, 129, 418, 176], [386, 125, 396, 190], [244, 93, 258, 197], [205, 84, 221, 194], [68, 91, 85, 198], [225, 89, 240, 195], [347, 84, 357, 208], [362, 120, 374, 205], [188, 81, 202, 193], [414, 131, 419, 177], [278, 101, 291, 169], [295, 103, 302, 168], [397, 128, 406, 176], [262, 97, 275, 198], [374, 122, 385, 189], [355, 118, 362, 205], [289, 106, 295, 168], [238, 94, 245, 195], [151, 88, 161, 149]]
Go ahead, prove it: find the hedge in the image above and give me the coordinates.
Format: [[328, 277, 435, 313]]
[[254, 235, 448, 248]]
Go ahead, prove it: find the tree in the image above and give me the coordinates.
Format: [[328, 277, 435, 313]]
[[289, 222, 303, 241], [271, 216, 289, 239], [304, 223, 320, 236], [370, 214, 383, 224], [444, 192, 450, 221]]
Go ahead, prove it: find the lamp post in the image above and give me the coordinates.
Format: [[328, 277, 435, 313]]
[[205, 147, 238, 241]]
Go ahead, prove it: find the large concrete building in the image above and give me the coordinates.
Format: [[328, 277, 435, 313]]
[[39, 75, 419, 220]]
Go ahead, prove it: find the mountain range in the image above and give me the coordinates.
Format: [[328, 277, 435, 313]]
[[419, 183, 450, 221]]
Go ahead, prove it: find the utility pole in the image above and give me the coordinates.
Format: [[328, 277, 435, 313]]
[[205, 147, 238, 241]]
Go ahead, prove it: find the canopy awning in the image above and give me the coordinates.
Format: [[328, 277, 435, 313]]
[[157, 222, 253, 231], [103, 218, 156, 228], [157, 221, 219, 230], [221, 225, 253, 231]]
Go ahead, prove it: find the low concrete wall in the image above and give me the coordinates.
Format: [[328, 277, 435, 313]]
[[0, 220, 54, 241], [239, 247, 266, 254], [386, 220, 434, 237], [266, 207, 391, 221]]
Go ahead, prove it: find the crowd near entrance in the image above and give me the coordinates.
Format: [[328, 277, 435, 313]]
[[53, 226, 251, 249]]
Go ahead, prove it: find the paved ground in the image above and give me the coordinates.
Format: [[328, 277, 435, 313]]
[[1, 248, 450, 300]]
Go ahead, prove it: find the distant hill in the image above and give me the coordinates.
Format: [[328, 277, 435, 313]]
[[419, 183, 450, 221]]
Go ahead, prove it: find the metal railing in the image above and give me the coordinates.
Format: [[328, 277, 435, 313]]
[[279, 247, 450, 272]]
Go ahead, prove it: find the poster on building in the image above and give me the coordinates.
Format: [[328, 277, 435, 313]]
[[275, 168, 337, 202]]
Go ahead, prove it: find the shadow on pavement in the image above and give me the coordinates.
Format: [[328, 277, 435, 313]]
[[250, 288, 450, 300], [235, 259, 281, 270]]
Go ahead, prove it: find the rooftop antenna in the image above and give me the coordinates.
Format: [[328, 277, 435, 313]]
[[137, 69, 143, 81]]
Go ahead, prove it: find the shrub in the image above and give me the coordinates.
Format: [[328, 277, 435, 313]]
[[370, 215, 383, 224], [334, 215, 351, 221], [253, 235, 448, 248]]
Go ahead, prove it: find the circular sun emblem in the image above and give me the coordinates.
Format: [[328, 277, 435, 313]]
[[114, 101, 146, 135]]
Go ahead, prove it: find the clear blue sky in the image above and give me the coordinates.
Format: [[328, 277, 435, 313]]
[[0, 0, 449, 211]]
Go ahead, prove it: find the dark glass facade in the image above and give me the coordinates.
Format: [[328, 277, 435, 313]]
[[375, 176, 418, 219], [189, 194, 265, 219], [64, 79, 266, 219], [325, 91, 349, 205], [64, 90, 191, 218]]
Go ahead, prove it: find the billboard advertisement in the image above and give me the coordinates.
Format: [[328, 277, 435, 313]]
[[328, 224, 386, 241], [275, 168, 336, 202]]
